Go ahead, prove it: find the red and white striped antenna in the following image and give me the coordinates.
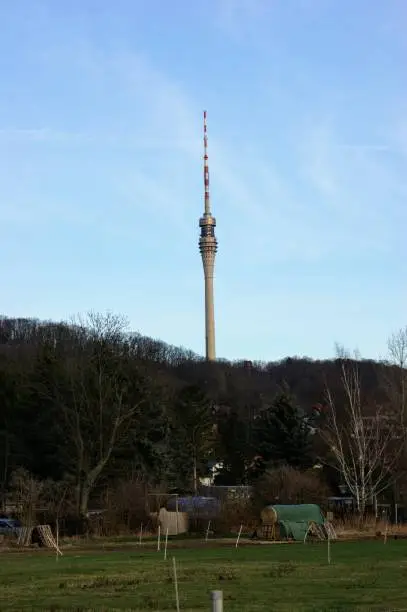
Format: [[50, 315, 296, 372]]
[[203, 110, 211, 215]]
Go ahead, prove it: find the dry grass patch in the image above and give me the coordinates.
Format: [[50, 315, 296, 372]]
[[334, 516, 407, 540]]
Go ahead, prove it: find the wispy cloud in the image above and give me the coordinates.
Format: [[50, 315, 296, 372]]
[[0, 128, 90, 144], [0, 127, 200, 150], [13, 48, 306, 262], [214, 0, 270, 39], [337, 144, 391, 151], [4, 43, 403, 266], [297, 115, 407, 256]]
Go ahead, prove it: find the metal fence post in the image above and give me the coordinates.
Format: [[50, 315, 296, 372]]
[[211, 590, 223, 612]]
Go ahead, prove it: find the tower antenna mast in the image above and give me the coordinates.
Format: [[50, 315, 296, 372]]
[[203, 110, 211, 215]]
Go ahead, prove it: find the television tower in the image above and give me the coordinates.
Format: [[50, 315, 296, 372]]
[[199, 110, 217, 361]]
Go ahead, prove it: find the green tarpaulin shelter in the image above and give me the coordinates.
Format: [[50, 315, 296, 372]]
[[261, 504, 326, 541]]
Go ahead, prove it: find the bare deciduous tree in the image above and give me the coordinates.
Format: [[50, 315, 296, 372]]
[[40, 478, 74, 521], [387, 327, 407, 424], [10, 468, 43, 527], [54, 312, 147, 517], [321, 355, 401, 515]]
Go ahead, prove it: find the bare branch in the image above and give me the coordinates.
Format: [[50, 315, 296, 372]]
[[388, 327, 407, 369], [320, 356, 402, 514], [386, 326, 407, 424], [51, 312, 145, 516]]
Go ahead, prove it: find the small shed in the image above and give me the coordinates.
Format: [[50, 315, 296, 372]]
[[156, 507, 189, 536], [261, 504, 326, 541]]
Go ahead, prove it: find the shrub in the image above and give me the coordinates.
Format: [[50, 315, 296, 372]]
[[253, 465, 331, 511]]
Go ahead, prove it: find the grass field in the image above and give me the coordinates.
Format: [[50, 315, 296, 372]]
[[1, 539, 407, 611]]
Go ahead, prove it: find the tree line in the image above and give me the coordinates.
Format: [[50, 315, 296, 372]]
[[1, 313, 406, 519]]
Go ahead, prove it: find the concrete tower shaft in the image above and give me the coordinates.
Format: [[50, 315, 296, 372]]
[[199, 111, 217, 361]]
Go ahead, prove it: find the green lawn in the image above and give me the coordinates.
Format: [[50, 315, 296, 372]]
[[0, 540, 406, 611]]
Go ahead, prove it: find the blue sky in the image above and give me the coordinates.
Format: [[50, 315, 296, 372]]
[[1, 0, 406, 362]]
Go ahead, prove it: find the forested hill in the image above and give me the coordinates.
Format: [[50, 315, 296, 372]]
[[0, 313, 385, 411], [0, 314, 400, 516]]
